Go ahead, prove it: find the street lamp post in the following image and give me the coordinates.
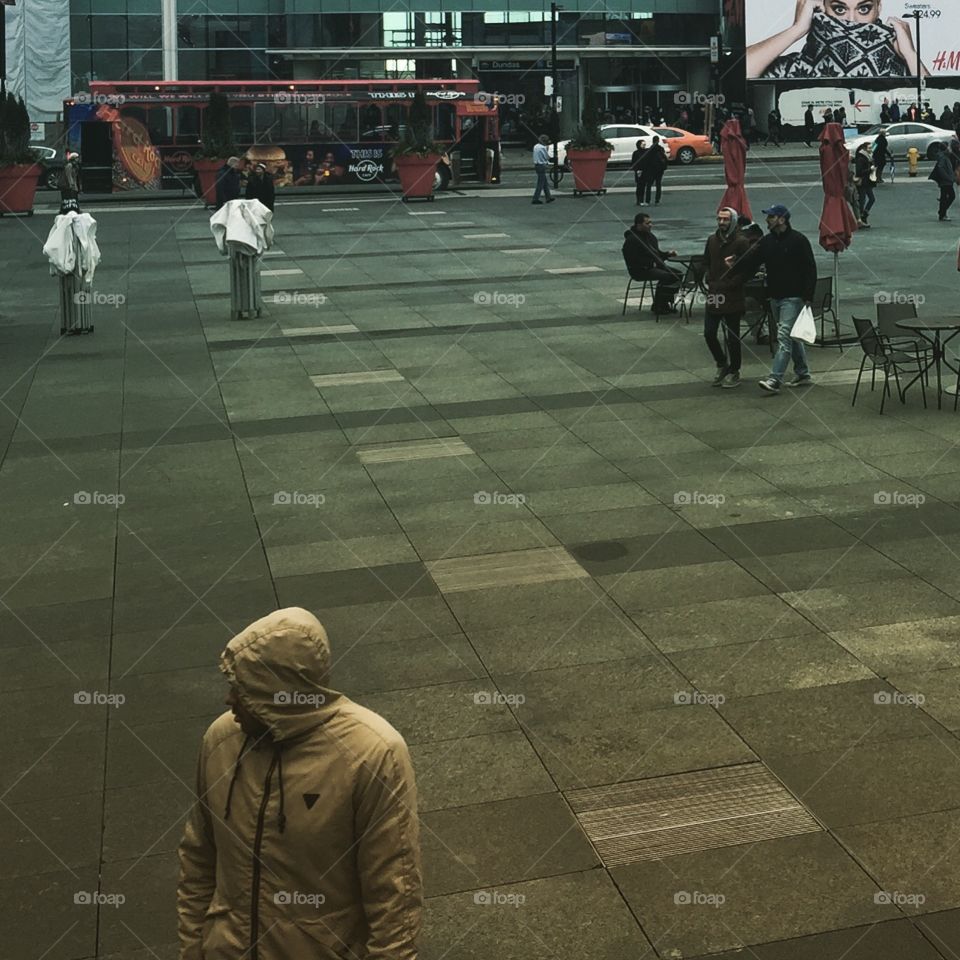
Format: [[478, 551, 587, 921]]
[[550, 2, 560, 187], [910, 11, 922, 118]]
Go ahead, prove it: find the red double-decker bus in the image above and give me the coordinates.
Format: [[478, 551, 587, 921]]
[[63, 79, 501, 194]]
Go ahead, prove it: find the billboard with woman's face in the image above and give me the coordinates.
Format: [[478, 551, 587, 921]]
[[746, 1, 959, 80]]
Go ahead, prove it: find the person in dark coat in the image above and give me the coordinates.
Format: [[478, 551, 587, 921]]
[[930, 146, 959, 221], [872, 131, 890, 184], [638, 136, 668, 205], [890, 100, 901, 122], [854, 143, 877, 226], [803, 107, 815, 146], [702, 207, 754, 388], [630, 139, 649, 206], [245, 163, 275, 211], [215, 156, 243, 210], [622, 212, 682, 315]]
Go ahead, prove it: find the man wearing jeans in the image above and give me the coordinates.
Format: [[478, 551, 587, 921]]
[[726, 204, 817, 394], [531, 133, 555, 205]]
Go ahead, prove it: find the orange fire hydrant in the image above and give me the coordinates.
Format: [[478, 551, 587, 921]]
[[908, 147, 920, 177]]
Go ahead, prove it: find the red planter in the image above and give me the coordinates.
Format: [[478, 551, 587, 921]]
[[394, 153, 440, 200], [567, 149, 610, 195], [0, 164, 41, 216], [193, 157, 224, 206]]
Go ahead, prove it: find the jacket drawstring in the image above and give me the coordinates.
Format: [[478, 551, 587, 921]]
[[275, 744, 287, 834], [223, 734, 252, 820]]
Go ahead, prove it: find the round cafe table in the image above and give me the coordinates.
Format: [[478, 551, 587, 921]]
[[896, 318, 960, 410]]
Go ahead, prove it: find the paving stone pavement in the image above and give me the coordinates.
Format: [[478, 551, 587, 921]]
[[3, 173, 960, 959]]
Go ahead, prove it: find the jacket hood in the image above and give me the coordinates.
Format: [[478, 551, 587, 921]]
[[220, 607, 341, 742]]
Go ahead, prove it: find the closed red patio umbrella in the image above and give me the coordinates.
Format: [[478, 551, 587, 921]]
[[818, 121, 858, 338], [718, 118, 752, 220]]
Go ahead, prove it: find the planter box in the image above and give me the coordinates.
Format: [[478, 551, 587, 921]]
[[567, 149, 610, 195], [0, 163, 42, 215], [193, 157, 224, 207], [394, 153, 440, 200]]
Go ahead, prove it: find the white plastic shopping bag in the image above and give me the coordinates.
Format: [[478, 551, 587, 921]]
[[790, 305, 817, 345]]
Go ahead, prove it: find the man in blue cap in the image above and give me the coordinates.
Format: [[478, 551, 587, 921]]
[[725, 204, 818, 393]]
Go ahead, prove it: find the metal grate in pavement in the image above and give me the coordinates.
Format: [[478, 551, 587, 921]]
[[355, 437, 474, 464], [427, 546, 589, 593], [565, 762, 821, 866]]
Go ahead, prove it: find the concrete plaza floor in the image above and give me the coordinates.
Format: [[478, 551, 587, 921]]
[[4, 166, 960, 959]]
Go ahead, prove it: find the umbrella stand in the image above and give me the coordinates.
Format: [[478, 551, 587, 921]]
[[834, 252, 839, 317], [817, 249, 858, 349]]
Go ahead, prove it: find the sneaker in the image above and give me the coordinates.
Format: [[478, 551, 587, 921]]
[[712, 365, 729, 387], [721, 373, 741, 388], [785, 375, 813, 388], [531, 200, 543, 205], [758, 377, 780, 393], [546, 197, 556, 203]]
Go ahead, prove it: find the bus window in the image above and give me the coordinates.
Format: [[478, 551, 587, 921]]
[[383, 104, 403, 140], [121, 105, 149, 128], [328, 104, 358, 143], [359, 104, 380, 137], [230, 105, 253, 142], [175, 105, 200, 143], [146, 107, 172, 144], [436, 103, 455, 141], [253, 101, 279, 141]]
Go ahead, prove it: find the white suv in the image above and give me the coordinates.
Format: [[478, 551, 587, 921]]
[[556, 124, 671, 166]]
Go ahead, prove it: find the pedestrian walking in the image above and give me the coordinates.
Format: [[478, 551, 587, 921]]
[[630, 139, 648, 205], [621, 212, 682, 315], [177, 607, 423, 960], [215, 156, 243, 210], [639, 136, 668, 205], [803, 107, 815, 146], [58, 152, 81, 213], [854, 143, 877, 226], [702, 207, 752, 388], [245, 162, 275, 210], [726, 204, 817, 394], [890, 99, 901, 122], [929, 146, 958, 221], [531, 133, 555, 205], [765, 108, 783, 146], [881, 99, 891, 124], [872, 131, 890, 183]]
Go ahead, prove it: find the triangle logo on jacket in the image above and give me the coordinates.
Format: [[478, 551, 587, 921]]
[[303, 793, 320, 810]]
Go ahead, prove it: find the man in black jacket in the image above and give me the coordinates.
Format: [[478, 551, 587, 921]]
[[930, 148, 958, 222], [726, 204, 818, 393], [622, 212, 682, 314], [245, 163, 275, 211], [215, 156, 243, 210]]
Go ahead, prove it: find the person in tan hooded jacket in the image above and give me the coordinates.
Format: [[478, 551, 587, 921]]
[[177, 607, 422, 960]]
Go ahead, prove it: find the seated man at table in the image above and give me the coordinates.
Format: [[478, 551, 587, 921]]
[[622, 212, 682, 314]]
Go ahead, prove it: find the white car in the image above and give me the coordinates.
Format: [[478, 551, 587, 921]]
[[847, 122, 952, 160], [555, 124, 671, 167]]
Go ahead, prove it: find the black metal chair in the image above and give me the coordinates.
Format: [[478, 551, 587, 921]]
[[676, 255, 707, 323], [621, 273, 653, 315], [812, 276, 842, 350], [852, 316, 927, 414]]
